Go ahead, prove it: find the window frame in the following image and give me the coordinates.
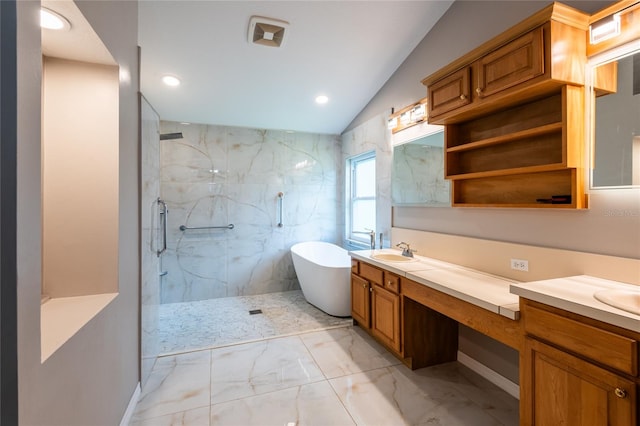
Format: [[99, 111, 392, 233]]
[[346, 150, 376, 245]]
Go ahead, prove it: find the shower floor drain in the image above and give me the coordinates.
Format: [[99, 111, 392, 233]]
[[249, 309, 263, 315]]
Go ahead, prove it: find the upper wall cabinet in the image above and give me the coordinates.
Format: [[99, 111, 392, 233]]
[[423, 3, 590, 125], [422, 2, 591, 208]]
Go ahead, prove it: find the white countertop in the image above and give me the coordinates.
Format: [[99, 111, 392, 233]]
[[510, 276, 640, 332], [350, 249, 520, 320]]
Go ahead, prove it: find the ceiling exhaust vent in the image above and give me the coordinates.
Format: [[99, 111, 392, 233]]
[[248, 16, 289, 48]]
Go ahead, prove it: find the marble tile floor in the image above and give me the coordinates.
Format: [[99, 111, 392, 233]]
[[132, 326, 519, 426], [158, 290, 353, 355]]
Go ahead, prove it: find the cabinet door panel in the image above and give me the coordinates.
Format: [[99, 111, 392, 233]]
[[371, 286, 400, 352], [351, 273, 370, 327], [428, 67, 472, 118], [477, 27, 544, 98], [524, 338, 635, 426]]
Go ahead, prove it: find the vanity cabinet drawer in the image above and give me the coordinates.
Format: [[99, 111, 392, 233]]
[[351, 259, 359, 274], [524, 304, 637, 376], [359, 262, 383, 286], [383, 271, 400, 294]]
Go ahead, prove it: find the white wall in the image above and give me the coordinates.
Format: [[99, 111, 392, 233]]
[[17, 1, 140, 424]]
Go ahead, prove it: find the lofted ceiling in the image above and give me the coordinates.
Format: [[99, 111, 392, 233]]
[[138, 1, 454, 135]]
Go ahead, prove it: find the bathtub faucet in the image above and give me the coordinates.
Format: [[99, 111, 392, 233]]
[[354, 228, 376, 249], [396, 242, 416, 258]]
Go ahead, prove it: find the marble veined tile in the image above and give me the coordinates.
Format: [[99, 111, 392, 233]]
[[330, 365, 506, 426], [396, 362, 519, 425], [129, 406, 210, 426], [210, 335, 325, 405], [299, 326, 400, 379], [210, 381, 354, 426], [133, 350, 211, 421], [329, 366, 440, 425]]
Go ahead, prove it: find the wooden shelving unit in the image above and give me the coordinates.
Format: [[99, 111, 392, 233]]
[[444, 86, 586, 208], [422, 2, 591, 209]]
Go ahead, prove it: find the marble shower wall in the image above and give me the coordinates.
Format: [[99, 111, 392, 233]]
[[341, 110, 393, 249], [159, 121, 341, 304]]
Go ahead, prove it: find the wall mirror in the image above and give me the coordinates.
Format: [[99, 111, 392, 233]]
[[588, 40, 640, 189], [391, 124, 450, 206]]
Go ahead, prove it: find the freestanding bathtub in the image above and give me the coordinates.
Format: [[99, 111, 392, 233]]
[[290, 241, 352, 317]]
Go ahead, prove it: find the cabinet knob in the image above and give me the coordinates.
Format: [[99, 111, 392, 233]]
[[388, 281, 392, 286], [369, 287, 373, 293], [614, 388, 627, 399], [459, 94, 467, 100], [476, 87, 482, 95], [362, 283, 366, 289]]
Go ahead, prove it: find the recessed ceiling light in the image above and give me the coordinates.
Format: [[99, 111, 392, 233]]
[[315, 95, 329, 104], [162, 75, 181, 87], [40, 8, 71, 31]]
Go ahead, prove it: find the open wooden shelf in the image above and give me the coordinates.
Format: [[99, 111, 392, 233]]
[[452, 169, 585, 208], [444, 86, 586, 208]]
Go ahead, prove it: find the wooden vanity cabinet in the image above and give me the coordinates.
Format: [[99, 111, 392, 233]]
[[351, 273, 370, 327], [520, 299, 638, 425], [370, 271, 401, 353], [350, 260, 402, 356]]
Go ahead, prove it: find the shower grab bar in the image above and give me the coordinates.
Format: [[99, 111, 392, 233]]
[[157, 198, 168, 257], [277, 192, 284, 228], [179, 224, 234, 231]]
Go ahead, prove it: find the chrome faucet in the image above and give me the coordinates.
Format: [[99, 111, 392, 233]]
[[354, 228, 376, 249], [396, 242, 416, 258]]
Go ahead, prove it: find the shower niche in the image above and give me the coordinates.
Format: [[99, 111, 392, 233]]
[[40, 2, 120, 362]]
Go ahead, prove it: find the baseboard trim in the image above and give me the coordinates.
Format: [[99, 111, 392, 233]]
[[457, 351, 520, 400], [120, 382, 140, 426]]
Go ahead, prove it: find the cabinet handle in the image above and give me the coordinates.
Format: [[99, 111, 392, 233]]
[[459, 94, 467, 100], [614, 388, 627, 399]]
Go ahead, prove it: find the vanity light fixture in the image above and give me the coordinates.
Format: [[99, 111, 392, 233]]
[[589, 13, 621, 45], [387, 116, 398, 130], [411, 104, 426, 122], [399, 111, 411, 126], [40, 7, 71, 31], [162, 75, 181, 87], [315, 95, 329, 104]]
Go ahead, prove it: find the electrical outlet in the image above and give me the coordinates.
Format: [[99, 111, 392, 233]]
[[510, 258, 529, 272]]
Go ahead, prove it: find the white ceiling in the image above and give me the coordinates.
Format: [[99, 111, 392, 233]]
[[138, 1, 453, 135]]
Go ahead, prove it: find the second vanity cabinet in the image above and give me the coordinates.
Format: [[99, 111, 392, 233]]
[[350, 259, 402, 355], [520, 299, 638, 425]]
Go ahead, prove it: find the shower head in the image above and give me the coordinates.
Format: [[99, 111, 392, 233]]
[[159, 132, 184, 140]]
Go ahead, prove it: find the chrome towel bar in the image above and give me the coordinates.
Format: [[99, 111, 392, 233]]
[[179, 224, 234, 231]]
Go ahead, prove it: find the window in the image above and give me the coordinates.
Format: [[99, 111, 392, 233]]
[[346, 151, 376, 244]]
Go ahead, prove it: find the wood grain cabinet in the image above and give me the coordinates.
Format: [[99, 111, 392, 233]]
[[521, 299, 638, 425], [371, 272, 401, 352], [351, 260, 402, 356], [422, 3, 591, 208]]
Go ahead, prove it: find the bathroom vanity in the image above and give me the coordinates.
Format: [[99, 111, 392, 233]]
[[350, 249, 639, 425]]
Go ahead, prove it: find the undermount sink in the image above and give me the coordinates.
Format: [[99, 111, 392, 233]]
[[593, 289, 640, 316], [370, 253, 417, 263]]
